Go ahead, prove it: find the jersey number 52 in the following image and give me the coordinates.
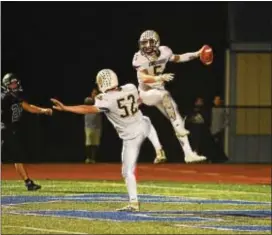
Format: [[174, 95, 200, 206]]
[[117, 95, 138, 118]]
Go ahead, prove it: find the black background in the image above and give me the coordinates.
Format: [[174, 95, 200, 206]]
[[2, 2, 230, 163]]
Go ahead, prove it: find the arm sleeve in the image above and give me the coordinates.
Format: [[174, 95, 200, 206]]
[[162, 46, 174, 61], [94, 95, 110, 113], [177, 52, 199, 62]]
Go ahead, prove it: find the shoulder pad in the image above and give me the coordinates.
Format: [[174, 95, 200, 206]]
[[96, 94, 104, 100], [122, 83, 136, 91], [1, 88, 8, 100], [159, 45, 172, 53], [1, 86, 7, 92], [132, 51, 145, 68]]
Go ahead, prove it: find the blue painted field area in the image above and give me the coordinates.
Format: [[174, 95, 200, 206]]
[[199, 225, 272, 232], [11, 209, 271, 222], [2, 193, 272, 233], [2, 193, 271, 205], [12, 210, 219, 222]]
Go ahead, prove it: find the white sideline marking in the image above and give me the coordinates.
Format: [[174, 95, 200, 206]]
[[1, 181, 270, 196], [3, 200, 60, 207], [174, 224, 270, 232], [2, 225, 88, 234], [1, 205, 14, 209]]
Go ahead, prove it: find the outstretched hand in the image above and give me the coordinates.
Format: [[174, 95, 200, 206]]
[[51, 98, 66, 111], [198, 45, 206, 56], [44, 108, 53, 116]]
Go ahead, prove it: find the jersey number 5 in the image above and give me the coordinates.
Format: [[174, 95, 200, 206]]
[[117, 94, 138, 118], [154, 65, 163, 75]]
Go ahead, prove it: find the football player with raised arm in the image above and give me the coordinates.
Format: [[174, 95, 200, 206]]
[[1, 73, 52, 190], [132, 30, 207, 164], [51, 69, 164, 212]]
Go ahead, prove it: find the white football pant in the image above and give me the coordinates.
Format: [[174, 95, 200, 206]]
[[139, 88, 194, 157], [121, 116, 160, 203]]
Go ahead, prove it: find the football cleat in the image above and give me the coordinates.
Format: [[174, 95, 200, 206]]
[[185, 152, 207, 163], [116, 202, 140, 212], [154, 149, 167, 164]]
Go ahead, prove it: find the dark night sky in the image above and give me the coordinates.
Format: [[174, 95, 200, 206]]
[[1, 2, 228, 162]]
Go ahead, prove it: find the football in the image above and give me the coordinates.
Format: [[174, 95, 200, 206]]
[[200, 45, 213, 65]]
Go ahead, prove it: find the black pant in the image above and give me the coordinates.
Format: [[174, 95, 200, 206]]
[[211, 131, 228, 163], [1, 127, 25, 163], [187, 123, 213, 156]]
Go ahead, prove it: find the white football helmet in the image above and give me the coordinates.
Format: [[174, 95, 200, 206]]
[[139, 30, 160, 55], [96, 69, 119, 93]]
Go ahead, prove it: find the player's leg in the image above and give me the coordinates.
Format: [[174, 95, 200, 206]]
[[161, 92, 189, 136], [14, 163, 29, 180], [13, 163, 40, 190], [156, 94, 207, 163], [139, 89, 167, 163], [117, 134, 145, 212], [6, 129, 41, 191], [155, 99, 193, 155], [90, 129, 101, 163], [141, 88, 189, 136], [145, 118, 166, 164], [85, 128, 94, 163]]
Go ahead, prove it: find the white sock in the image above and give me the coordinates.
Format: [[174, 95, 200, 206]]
[[148, 124, 162, 151], [172, 118, 186, 132], [177, 135, 193, 156], [125, 172, 138, 203]]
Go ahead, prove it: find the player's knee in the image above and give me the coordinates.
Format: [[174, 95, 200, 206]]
[[162, 93, 172, 107], [121, 167, 134, 179], [121, 166, 127, 178], [162, 94, 177, 120]]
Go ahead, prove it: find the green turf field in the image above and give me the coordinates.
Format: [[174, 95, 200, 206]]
[[1, 180, 271, 234]]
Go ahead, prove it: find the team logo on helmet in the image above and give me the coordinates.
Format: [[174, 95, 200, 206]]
[[96, 69, 119, 93]]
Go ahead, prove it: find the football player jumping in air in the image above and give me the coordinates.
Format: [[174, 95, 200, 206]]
[[132, 30, 207, 164]]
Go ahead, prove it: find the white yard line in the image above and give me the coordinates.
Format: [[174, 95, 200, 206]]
[[1, 205, 14, 209], [2, 200, 60, 207], [174, 223, 271, 232], [2, 225, 88, 234]]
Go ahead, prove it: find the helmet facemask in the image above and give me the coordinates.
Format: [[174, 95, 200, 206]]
[[139, 30, 160, 56], [2, 73, 22, 93]]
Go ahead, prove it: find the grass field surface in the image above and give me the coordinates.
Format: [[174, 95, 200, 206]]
[[1, 180, 271, 234]]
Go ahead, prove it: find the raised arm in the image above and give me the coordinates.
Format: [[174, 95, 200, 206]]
[[169, 45, 205, 63], [51, 98, 101, 115], [22, 101, 52, 115]]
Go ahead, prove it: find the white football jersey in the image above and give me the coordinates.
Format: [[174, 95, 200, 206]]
[[132, 46, 173, 90], [94, 83, 144, 140]]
